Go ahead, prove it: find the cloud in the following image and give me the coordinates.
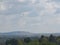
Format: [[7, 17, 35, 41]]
[[21, 11, 30, 17], [30, 0, 36, 4], [0, 2, 7, 10], [55, 8, 60, 14], [56, 17, 60, 24], [52, 0, 60, 2], [0, 0, 60, 33], [18, 0, 25, 2]]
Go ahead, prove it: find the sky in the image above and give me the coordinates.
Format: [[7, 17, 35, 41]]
[[0, 0, 60, 33]]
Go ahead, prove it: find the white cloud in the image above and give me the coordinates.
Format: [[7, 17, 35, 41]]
[[31, 0, 36, 4], [46, 3, 55, 12], [18, 0, 25, 2], [0, 2, 7, 10]]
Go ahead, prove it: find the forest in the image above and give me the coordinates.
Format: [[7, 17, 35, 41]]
[[1, 34, 60, 45]]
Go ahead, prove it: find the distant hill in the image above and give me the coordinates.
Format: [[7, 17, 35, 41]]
[[0, 31, 36, 38], [0, 31, 60, 38]]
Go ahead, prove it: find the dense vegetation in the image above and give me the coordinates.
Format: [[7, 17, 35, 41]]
[[1, 34, 60, 45]]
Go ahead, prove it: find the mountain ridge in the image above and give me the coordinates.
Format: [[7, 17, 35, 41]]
[[0, 31, 60, 38]]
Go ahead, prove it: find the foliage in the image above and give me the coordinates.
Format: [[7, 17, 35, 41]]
[[4, 34, 60, 45]]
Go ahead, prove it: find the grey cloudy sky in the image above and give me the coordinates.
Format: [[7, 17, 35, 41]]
[[0, 0, 60, 33]]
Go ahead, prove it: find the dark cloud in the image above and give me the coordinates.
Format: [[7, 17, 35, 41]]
[[55, 8, 60, 14], [0, 0, 33, 15], [53, 0, 60, 2]]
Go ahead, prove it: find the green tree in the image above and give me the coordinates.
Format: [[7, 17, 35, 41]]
[[24, 37, 31, 45], [49, 34, 56, 43], [5, 39, 10, 45], [24, 37, 31, 43], [10, 39, 18, 45], [56, 38, 60, 45], [5, 39, 18, 45], [39, 35, 44, 42]]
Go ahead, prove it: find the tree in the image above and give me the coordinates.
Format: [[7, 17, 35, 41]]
[[39, 35, 44, 42], [5, 39, 10, 45], [23, 37, 31, 45], [56, 37, 60, 45], [10, 39, 18, 45], [49, 34, 56, 42], [24, 37, 31, 43], [5, 39, 18, 45]]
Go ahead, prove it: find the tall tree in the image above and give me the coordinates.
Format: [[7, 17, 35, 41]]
[[5, 39, 10, 45], [39, 35, 44, 42], [49, 34, 56, 42]]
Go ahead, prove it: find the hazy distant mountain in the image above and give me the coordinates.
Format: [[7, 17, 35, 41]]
[[0, 31, 36, 38], [0, 31, 60, 38], [0, 31, 32, 35]]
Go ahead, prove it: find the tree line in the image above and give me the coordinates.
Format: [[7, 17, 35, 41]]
[[5, 34, 60, 45]]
